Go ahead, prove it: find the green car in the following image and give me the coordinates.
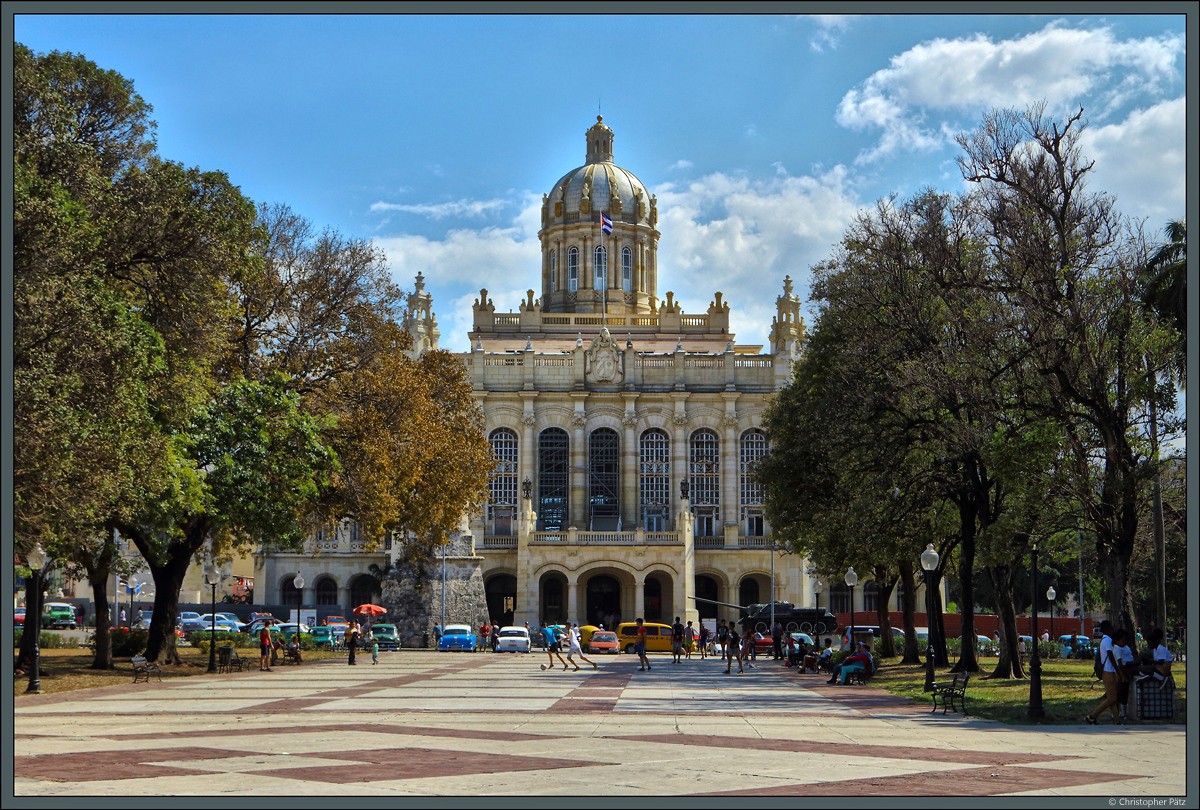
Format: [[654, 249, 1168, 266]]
[[309, 626, 336, 648], [367, 623, 399, 650]]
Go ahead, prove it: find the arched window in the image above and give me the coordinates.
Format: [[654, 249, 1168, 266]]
[[567, 247, 579, 292], [621, 247, 633, 292], [639, 429, 670, 531], [739, 429, 767, 536], [739, 577, 760, 608], [864, 581, 879, 613], [588, 428, 620, 530], [593, 245, 607, 290], [689, 429, 720, 536], [829, 583, 850, 614], [488, 428, 518, 535], [315, 577, 338, 606], [549, 250, 557, 291], [537, 428, 569, 531]]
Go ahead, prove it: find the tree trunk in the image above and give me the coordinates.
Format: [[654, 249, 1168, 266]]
[[124, 517, 210, 665], [88, 574, 114, 670], [872, 565, 897, 657], [931, 570, 950, 667], [951, 499, 979, 673], [897, 560, 920, 664], [984, 561, 1025, 679]]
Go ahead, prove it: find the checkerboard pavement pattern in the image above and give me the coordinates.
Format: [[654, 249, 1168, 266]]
[[13, 651, 1186, 797]]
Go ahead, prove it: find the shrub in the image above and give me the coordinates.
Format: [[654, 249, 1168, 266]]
[[109, 628, 148, 656], [13, 630, 77, 649]]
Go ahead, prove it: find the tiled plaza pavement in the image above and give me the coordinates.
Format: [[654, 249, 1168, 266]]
[[12, 650, 1186, 798]]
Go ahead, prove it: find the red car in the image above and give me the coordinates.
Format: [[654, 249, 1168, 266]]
[[15, 607, 26, 629]]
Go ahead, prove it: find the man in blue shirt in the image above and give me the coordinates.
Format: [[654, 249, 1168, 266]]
[[539, 622, 568, 671]]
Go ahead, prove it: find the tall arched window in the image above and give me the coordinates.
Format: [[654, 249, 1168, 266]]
[[689, 429, 720, 536], [567, 247, 579, 292], [549, 250, 557, 291], [621, 247, 633, 292], [864, 581, 879, 612], [488, 428, 518, 535], [588, 428, 620, 530], [315, 577, 338, 605], [593, 245, 607, 290], [739, 429, 767, 536], [639, 429, 670, 531], [537, 428, 569, 531]]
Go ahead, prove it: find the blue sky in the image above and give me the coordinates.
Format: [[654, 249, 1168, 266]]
[[13, 11, 1189, 353]]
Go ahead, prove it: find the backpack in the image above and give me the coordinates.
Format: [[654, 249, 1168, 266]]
[[1093, 646, 1104, 681]]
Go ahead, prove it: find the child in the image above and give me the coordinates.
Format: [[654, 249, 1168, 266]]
[[371, 637, 380, 665]]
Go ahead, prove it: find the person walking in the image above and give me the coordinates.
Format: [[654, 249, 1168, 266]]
[[346, 620, 360, 665], [1113, 628, 1135, 721], [371, 636, 380, 665], [564, 622, 598, 671], [698, 623, 709, 660], [1087, 620, 1124, 724], [741, 628, 756, 669], [715, 619, 729, 661], [540, 622, 568, 671], [258, 619, 273, 671], [724, 622, 743, 674], [772, 620, 784, 660], [634, 617, 652, 671], [671, 616, 685, 664], [684, 620, 696, 659]]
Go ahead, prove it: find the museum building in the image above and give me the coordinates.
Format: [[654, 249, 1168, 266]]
[[256, 117, 826, 631]]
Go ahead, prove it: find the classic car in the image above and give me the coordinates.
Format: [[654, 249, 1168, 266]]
[[438, 623, 477, 652], [615, 622, 673, 655], [585, 630, 620, 654], [495, 626, 531, 653], [367, 623, 400, 650]]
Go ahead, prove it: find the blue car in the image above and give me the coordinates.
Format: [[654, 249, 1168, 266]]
[[438, 623, 477, 652]]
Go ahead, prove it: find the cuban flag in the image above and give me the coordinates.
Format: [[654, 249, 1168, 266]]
[[600, 212, 613, 235]]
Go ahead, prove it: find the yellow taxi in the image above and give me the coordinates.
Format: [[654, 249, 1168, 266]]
[[615, 622, 674, 655]]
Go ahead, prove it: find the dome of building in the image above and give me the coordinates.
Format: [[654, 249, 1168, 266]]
[[545, 115, 652, 226]]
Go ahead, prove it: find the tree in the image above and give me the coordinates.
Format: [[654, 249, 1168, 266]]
[[956, 105, 1181, 635], [116, 375, 337, 663]]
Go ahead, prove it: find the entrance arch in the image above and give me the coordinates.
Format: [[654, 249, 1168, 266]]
[[539, 572, 568, 625], [739, 576, 760, 609], [349, 574, 380, 609], [485, 573, 516, 627], [643, 573, 674, 624], [695, 575, 719, 619], [585, 574, 621, 628]]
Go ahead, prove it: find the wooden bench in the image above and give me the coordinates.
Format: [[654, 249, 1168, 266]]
[[930, 672, 970, 715], [131, 655, 161, 683]]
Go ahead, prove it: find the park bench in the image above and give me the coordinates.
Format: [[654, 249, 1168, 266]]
[[217, 645, 245, 674], [930, 672, 970, 715], [131, 655, 161, 683]]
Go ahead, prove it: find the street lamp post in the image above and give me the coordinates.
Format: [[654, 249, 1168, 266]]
[[844, 567, 858, 649], [1046, 585, 1056, 646], [25, 543, 49, 694], [1028, 543, 1044, 719], [921, 544, 940, 691], [205, 563, 221, 673], [813, 578, 822, 609], [293, 572, 305, 624]]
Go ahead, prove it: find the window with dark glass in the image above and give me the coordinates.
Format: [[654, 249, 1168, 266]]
[[594, 245, 607, 290], [621, 247, 633, 292], [488, 428, 518, 535], [589, 428, 620, 530], [567, 247, 579, 292], [739, 429, 767, 535], [537, 428, 569, 531], [639, 429, 670, 531], [689, 429, 720, 536]]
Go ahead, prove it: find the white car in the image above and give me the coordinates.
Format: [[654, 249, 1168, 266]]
[[495, 626, 531, 653]]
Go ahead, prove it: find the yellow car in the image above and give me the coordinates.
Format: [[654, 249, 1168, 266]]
[[615, 622, 673, 655]]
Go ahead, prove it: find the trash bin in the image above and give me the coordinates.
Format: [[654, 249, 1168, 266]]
[[422, 632, 429, 648]]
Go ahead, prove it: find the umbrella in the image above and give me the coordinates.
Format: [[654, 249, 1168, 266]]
[[354, 604, 386, 617]]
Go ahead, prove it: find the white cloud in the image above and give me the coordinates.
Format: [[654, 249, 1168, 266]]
[[806, 14, 855, 53], [837, 21, 1184, 163], [370, 198, 508, 219], [669, 159, 693, 171], [1081, 97, 1186, 223], [652, 166, 861, 347]]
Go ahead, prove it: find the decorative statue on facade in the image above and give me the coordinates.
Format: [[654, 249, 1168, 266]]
[[585, 326, 623, 385]]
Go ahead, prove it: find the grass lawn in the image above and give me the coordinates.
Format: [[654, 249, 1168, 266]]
[[13, 646, 350, 696], [872, 655, 1186, 725]]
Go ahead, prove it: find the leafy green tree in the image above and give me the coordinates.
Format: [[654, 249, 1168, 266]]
[[115, 375, 337, 662]]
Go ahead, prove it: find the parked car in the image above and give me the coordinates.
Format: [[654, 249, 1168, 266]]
[[495, 626, 531, 653], [325, 615, 349, 628], [178, 612, 208, 634], [585, 630, 620, 654], [366, 623, 399, 650], [838, 625, 903, 650], [43, 603, 78, 629], [309, 626, 337, 648], [615, 622, 673, 655], [438, 623, 477, 652], [275, 622, 309, 640], [15, 607, 26, 628], [198, 614, 243, 633]]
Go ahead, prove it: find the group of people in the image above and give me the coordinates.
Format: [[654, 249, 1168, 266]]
[[538, 621, 598, 671], [1087, 620, 1175, 725], [256, 619, 303, 671]]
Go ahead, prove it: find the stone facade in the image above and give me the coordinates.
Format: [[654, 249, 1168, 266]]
[[258, 118, 856, 632]]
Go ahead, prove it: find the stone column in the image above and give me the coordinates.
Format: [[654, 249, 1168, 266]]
[[567, 578, 579, 625], [635, 578, 645, 621], [679, 496, 698, 625], [720, 394, 739, 542], [621, 394, 639, 530], [570, 395, 588, 531], [670, 394, 688, 529]]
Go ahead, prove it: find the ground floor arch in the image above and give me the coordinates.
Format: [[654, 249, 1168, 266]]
[[695, 574, 720, 619], [485, 573, 517, 627], [538, 571, 568, 625], [584, 573, 622, 628], [349, 574, 380, 610], [643, 571, 675, 624]]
